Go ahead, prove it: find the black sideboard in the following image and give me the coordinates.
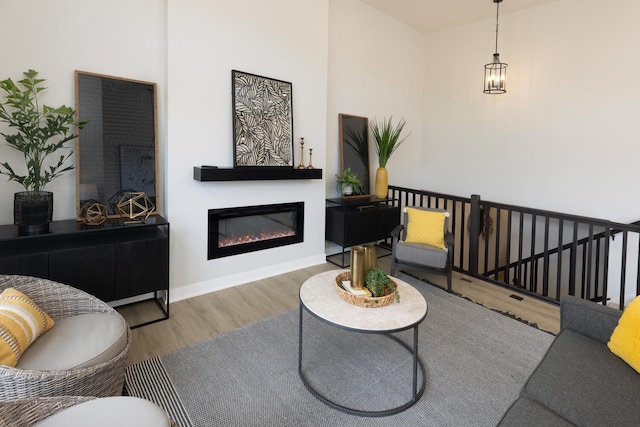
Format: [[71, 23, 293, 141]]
[[325, 197, 400, 267], [0, 215, 170, 328]]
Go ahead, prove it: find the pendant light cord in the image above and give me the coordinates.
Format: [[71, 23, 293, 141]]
[[494, 1, 500, 54]]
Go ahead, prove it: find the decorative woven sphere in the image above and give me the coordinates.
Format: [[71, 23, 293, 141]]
[[79, 200, 108, 226], [115, 191, 155, 223]]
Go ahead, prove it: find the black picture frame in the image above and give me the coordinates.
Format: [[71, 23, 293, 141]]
[[232, 70, 294, 167]]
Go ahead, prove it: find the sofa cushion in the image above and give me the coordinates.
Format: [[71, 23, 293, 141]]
[[17, 313, 128, 371], [608, 295, 640, 373], [34, 396, 171, 427], [0, 287, 55, 367], [523, 328, 640, 426], [404, 208, 447, 249], [497, 397, 574, 427], [561, 296, 620, 344]]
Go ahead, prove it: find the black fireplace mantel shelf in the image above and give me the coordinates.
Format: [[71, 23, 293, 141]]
[[193, 166, 322, 182]]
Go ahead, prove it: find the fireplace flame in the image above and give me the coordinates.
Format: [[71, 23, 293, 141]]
[[219, 230, 296, 248]]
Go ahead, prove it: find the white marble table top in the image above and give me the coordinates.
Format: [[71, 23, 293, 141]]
[[299, 269, 427, 332]]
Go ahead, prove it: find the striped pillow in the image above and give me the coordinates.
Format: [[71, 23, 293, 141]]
[[0, 287, 55, 367]]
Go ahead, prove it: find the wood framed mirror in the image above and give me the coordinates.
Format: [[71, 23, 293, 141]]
[[75, 71, 158, 219], [338, 114, 370, 198]]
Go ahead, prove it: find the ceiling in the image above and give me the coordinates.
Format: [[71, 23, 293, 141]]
[[359, 0, 561, 33]]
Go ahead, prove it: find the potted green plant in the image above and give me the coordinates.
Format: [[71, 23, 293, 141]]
[[370, 116, 410, 198], [365, 267, 400, 303], [0, 69, 87, 235], [335, 167, 363, 196]]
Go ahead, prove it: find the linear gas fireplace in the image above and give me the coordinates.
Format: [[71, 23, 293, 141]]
[[208, 202, 304, 259]]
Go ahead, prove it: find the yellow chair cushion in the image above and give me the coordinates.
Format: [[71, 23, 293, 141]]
[[404, 208, 447, 250], [0, 287, 54, 367], [608, 295, 640, 374]]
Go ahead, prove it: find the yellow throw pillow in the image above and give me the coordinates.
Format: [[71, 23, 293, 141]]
[[0, 287, 55, 367], [404, 208, 447, 250], [608, 295, 640, 374]]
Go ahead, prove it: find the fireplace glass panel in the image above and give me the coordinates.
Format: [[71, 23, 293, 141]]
[[218, 211, 297, 248], [208, 202, 304, 259]]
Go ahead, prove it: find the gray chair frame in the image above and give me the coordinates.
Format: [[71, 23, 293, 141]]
[[390, 207, 454, 292]]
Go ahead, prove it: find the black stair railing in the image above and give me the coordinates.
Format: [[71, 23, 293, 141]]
[[387, 185, 640, 309], [475, 197, 613, 304]]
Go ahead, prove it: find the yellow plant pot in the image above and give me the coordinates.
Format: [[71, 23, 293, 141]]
[[375, 167, 388, 198]]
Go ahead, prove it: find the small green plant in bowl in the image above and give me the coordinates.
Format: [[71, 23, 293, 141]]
[[365, 268, 400, 303], [335, 167, 363, 195]]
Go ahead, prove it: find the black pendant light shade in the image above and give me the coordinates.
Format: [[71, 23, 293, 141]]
[[484, 0, 508, 94]]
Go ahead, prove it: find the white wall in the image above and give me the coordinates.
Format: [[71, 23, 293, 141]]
[[166, 0, 329, 299], [422, 0, 640, 224], [0, 0, 166, 223], [3, 0, 639, 302], [0, 0, 331, 302], [327, 0, 425, 198], [326, 0, 426, 254]]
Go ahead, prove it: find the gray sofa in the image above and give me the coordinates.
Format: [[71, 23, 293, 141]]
[[498, 295, 640, 426]]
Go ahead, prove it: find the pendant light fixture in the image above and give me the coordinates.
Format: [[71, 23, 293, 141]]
[[484, 0, 508, 94]]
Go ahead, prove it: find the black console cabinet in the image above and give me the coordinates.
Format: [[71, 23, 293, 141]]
[[325, 197, 400, 266], [0, 215, 170, 327]]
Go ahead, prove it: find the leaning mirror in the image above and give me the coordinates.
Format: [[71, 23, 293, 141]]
[[339, 114, 370, 197], [75, 71, 158, 219]]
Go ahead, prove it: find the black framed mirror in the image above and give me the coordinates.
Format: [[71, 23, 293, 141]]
[[338, 114, 370, 197], [75, 71, 158, 219]]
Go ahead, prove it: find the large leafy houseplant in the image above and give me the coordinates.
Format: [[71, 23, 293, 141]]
[[369, 116, 410, 198], [0, 69, 86, 234]]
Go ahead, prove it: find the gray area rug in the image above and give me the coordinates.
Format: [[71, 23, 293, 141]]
[[125, 272, 554, 426]]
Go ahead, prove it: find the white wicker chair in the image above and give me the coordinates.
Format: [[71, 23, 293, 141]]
[[0, 275, 132, 401]]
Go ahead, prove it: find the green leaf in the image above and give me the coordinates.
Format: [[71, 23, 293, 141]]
[[370, 116, 410, 168], [0, 69, 85, 191]]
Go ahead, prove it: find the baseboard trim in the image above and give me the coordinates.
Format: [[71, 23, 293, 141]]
[[169, 254, 327, 303]]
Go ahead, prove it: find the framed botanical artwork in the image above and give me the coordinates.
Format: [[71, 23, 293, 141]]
[[232, 70, 294, 167]]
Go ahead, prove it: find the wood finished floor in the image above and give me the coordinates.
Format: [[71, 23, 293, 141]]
[[118, 257, 560, 365]]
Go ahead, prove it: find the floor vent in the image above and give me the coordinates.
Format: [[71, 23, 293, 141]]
[[509, 294, 524, 301]]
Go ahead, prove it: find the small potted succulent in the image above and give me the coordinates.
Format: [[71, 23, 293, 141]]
[[0, 69, 87, 235], [335, 167, 363, 196], [365, 267, 400, 303]]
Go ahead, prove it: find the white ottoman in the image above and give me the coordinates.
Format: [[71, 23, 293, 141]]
[[34, 397, 173, 427]]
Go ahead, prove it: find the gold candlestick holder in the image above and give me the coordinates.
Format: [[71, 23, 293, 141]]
[[298, 137, 306, 169], [307, 148, 314, 169]]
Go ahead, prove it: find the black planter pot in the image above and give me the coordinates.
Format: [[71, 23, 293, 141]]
[[14, 191, 53, 236]]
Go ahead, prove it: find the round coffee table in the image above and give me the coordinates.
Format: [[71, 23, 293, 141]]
[[298, 269, 427, 417]]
